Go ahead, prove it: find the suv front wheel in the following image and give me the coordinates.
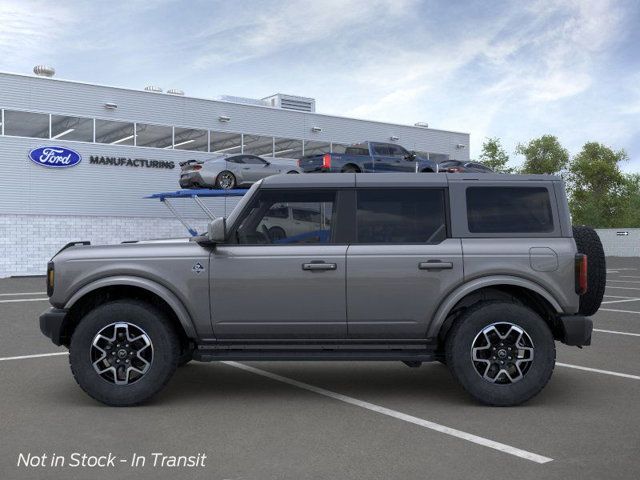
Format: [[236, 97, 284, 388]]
[[69, 300, 180, 406], [445, 301, 555, 406]]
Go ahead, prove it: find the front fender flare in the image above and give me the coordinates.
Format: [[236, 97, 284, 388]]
[[426, 275, 563, 338], [64, 276, 197, 338]]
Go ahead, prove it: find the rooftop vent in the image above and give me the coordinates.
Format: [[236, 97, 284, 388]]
[[262, 93, 316, 113], [144, 85, 163, 93], [33, 65, 55, 77], [216, 95, 270, 107], [414, 122, 429, 128], [167, 89, 184, 96]]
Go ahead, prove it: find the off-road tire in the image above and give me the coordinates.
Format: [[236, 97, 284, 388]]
[[445, 301, 555, 406], [69, 300, 180, 406], [572, 225, 606, 316]]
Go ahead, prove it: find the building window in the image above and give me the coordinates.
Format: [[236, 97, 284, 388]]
[[95, 119, 135, 145], [273, 137, 303, 158], [303, 140, 330, 156], [173, 127, 208, 151], [135, 123, 173, 149], [3, 110, 49, 138], [50, 114, 94, 142], [243, 135, 274, 156], [210, 131, 242, 154]]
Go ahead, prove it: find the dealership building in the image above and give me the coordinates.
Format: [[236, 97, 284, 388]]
[[0, 68, 470, 277]]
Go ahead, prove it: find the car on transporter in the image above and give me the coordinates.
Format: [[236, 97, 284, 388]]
[[179, 154, 302, 190], [297, 141, 439, 173], [39, 173, 606, 407]]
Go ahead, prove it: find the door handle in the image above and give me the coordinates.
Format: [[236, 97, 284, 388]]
[[419, 261, 453, 270], [302, 262, 337, 271]]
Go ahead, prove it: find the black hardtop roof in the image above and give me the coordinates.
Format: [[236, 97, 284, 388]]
[[259, 173, 561, 189]]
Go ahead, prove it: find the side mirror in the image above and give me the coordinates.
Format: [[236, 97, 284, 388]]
[[207, 217, 226, 243], [264, 161, 271, 166]]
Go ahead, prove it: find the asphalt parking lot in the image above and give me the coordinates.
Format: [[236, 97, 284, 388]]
[[1, 257, 639, 480]]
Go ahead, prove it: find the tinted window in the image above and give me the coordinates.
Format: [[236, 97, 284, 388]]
[[95, 119, 134, 145], [373, 144, 391, 156], [466, 187, 554, 233], [51, 114, 93, 142], [345, 147, 370, 156], [242, 155, 267, 165], [356, 189, 447, 243], [227, 156, 245, 164], [387, 145, 407, 158], [467, 162, 492, 172], [235, 190, 335, 245]]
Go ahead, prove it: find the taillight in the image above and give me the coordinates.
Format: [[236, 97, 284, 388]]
[[322, 153, 331, 169], [447, 167, 462, 173], [297, 159, 301, 167], [575, 254, 588, 295], [47, 261, 54, 297], [192, 165, 202, 171]]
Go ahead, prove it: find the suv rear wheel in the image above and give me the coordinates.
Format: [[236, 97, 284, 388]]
[[445, 301, 555, 406], [69, 300, 180, 406]]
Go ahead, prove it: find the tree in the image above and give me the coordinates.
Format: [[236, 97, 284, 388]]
[[516, 135, 569, 175], [478, 137, 513, 173], [620, 174, 640, 228], [567, 142, 629, 227]]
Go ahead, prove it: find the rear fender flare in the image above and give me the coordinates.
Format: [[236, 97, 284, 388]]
[[427, 275, 563, 338]]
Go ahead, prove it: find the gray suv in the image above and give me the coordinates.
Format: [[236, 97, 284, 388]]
[[39, 173, 605, 407]]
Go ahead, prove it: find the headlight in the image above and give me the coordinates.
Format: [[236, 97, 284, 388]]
[[47, 261, 54, 297]]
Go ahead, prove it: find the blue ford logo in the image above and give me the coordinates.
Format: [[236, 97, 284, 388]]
[[28, 146, 82, 168]]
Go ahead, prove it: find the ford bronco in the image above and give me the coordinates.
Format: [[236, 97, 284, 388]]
[[39, 173, 605, 406]]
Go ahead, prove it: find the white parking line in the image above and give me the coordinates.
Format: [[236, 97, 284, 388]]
[[617, 275, 640, 279], [601, 298, 640, 305], [223, 361, 553, 464], [606, 285, 640, 291], [599, 308, 640, 315], [604, 295, 637, 299], [557, 363, 640, 381], [0, 292, 47, 296], [0, 298, 49, 304], [608, 280, 640, 284], [594, 328, 640, 337], [0, 352, 68, 362]]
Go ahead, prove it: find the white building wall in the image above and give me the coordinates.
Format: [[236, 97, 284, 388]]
[[595, 229, 640, 257], [0, 210, 240, 277]]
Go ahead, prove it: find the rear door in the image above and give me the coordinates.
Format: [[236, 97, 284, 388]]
[[346, 185, 463, 338]]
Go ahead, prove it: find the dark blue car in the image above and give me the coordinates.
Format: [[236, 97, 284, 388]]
[[298, 141, 438, 174]]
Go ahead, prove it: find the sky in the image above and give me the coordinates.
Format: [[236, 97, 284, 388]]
[[1, 0, 639, 170]]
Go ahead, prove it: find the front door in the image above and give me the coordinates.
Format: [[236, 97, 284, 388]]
[[346, 187, 463, 338], [210, 188, 347, 338]]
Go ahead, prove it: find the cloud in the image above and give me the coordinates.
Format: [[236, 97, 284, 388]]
[[0, 1, 74, 66]]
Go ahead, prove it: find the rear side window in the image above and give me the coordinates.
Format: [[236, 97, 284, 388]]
[[466, 187, 553, 233], [356, 189, 447, 243]]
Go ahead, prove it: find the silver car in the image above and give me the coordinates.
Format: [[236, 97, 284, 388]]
[[179, 154, 301, 189]]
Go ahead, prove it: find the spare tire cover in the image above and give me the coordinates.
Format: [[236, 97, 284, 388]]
[[572, 226, 606, 316]]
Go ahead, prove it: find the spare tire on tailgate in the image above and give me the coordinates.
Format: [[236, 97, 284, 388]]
[[572, 226, 606, 316]]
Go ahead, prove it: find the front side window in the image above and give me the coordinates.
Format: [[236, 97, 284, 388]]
[[466, 187, 554, 233], [373, 144, 391, 156], [234, 190, 335, 245], [356, 189, 447, 243], [388, 145, 408, 158]]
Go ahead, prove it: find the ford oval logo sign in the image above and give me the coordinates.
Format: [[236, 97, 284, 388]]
[[28, 146, 82, 168]]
